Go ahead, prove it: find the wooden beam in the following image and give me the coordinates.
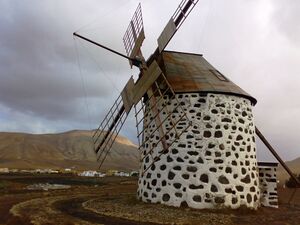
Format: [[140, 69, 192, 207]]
[[132, 60, 162, 104], [121, 77, 135, 113]]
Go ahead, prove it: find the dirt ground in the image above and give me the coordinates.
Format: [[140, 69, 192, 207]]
[[0, 173, 299, 225]]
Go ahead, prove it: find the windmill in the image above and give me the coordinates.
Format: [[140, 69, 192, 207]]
[[74, 0, 299, 209]]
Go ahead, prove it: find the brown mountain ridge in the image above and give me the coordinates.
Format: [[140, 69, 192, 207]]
[[0, 130, 298, 180], [0, 130, 139, 171]]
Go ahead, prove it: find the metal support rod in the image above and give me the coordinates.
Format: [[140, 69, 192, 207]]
[[255, 126, 300, 187], [73, 32, 141, 66]]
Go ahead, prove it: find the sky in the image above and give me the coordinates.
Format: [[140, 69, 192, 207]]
[[0, 0, 299, 161]]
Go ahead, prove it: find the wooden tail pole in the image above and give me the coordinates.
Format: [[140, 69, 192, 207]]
[[255, 126, 300, 187], [73, 32, 142, 67]]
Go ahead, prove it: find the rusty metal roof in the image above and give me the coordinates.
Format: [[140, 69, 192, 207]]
[[158, 51, 257, 105]]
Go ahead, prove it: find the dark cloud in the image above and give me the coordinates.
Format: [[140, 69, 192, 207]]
[[0, 0, 132, 122]]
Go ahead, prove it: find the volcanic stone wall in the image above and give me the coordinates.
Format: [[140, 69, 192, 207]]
[[258, 165, 278, 208], [138, 93, 260, 209]]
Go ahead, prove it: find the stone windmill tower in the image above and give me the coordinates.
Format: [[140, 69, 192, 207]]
[[74, 0, 299, 210]]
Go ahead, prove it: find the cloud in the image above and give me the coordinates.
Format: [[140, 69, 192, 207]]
[[0, 0, 299, 161], [271, 0, 300, 45]]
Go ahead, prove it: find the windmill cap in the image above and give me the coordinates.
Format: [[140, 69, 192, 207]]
[[157, 51, 257, 105]]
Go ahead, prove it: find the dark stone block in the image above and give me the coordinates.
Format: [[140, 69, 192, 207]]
[[172, 149, 179, 154], [209, 167, 217, 172], [204, 115, 211, 121], [232, 197, 238, 204], [162, 193, 170, 202], [197, 157, 204, 164], [167, 156, 173, 162], [151, 179, 157, 186], [236, 135, 243, 141], [189, 184, 204, 189], [236, 185, 244, 192], [208, 143, 215, 148], [192, 129, 200, 134], [200, 174, 209, 183], [214, 159, 223, 164], [187, 134, 194, 139], [219, 144, 225, 150], [160, 165, 166, 170], [187, 166, 197, 172], [250, 186, 256, 192], [174, 183, 182, 189], [246, 194, 252, 203], [168, 171, 176, 180], [206, 151, 212, 156], [193, 195, 202, 202], [204, 131, 212, 138], [211, 184, 218, 192], [225, 167, 232, 174], [211, 109, 218, 114], [215, 152, 221, 157], [180, 201, 188, 208], [241, 175, 251, 184], [241, 168, 247, 175], [215, 196, 225, 204], [218, 175, 229, 184], [177, 157, 184, 162], [188, 151, 199, 156], [206, 124, 213, 128], [254, 194, 258, 202], [225, 188, 232, 193], [214, 131, 223, 138], [182, 174, 190, 179], [238, 118, 245, 124], [175, 192, 183, 198], [222, 118, 232, 123], [173, 166, 181, 171], [151, 164, 156, 171], [178, 143, 186, 148]]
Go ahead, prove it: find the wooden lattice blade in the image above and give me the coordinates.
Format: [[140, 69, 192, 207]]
[[92, 94, 129, 169], [134, 72, 192, 176]]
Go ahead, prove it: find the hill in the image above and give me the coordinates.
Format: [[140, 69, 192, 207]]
[[277, 157, 300, 183], [0, 130, 139, 171]]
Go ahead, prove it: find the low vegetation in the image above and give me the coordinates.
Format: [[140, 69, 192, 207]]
[[285, 174, 300, 188]]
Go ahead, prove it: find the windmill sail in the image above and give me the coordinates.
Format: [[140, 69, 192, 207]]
[[123, 3, 145, 67], [157, 0, 199, 52], [92, 94, 129, 168], [134, 72, 192, 176]]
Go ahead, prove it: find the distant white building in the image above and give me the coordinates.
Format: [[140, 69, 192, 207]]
[[0, 168, 9, 173], [115, 171, 130, 177], [79, 171, 105, 177], [35, 169, 59, 174], [64, 168, 72, 173]]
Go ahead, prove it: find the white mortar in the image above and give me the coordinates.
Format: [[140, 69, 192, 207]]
[[138, 93, 260, 209]]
